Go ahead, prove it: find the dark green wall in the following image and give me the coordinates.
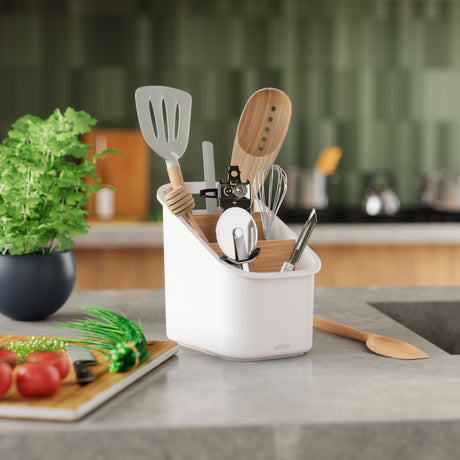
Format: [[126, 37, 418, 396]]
[[1, 0, 459, 208]]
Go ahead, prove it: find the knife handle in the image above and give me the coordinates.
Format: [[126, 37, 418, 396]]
[[73, 361, 94, 385]]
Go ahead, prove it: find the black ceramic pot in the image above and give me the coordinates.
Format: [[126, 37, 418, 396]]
[[0, 250, 76, 321]]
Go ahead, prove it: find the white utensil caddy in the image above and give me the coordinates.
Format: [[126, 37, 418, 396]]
[[157, 182, 321, 360]]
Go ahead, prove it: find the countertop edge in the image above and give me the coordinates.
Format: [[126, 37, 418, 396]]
[[2, 286, 460, 460], [73, 221, 460, 248]]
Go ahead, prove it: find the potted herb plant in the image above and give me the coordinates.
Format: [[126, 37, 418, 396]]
[[0, 108, 116, 320]]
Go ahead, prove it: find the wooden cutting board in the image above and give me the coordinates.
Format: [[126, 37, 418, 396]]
[[0, 336, 179, 422]]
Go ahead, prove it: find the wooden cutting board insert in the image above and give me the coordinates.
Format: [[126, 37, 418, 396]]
[[0, 336, 179, 422]]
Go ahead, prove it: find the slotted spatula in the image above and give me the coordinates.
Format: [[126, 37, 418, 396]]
[[135, 86, 207, 241], [231, 88, 292, 187]]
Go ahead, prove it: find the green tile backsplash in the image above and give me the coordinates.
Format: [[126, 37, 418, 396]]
[[1, 0, 460, 209]]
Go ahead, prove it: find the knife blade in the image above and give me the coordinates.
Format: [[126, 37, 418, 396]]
[[67, 345, 97, 385]]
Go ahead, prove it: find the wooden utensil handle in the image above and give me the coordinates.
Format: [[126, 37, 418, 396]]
[[313, 317, 369, 343], [185, 216, 209, 242], [168, 166, 185, 189], [166, 166, 209, 243]]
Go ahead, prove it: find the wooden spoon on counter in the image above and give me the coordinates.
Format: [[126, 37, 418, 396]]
[[231, 88, 292, 187], [313, 316, 429, 360]]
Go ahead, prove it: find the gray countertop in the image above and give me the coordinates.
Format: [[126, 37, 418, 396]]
[[1, 287, 460, 460]]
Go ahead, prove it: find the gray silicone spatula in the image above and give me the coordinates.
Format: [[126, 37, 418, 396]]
[[135, 86, 207, 241]]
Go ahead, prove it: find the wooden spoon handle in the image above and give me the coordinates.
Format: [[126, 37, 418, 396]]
[[313, 317, 370, 343]]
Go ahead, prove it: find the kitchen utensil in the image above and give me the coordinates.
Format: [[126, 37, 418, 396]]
[[202, 141, 218, 214], [230, 88, 292, 186], [379, 188, 401, 215], [422, 171, 460, 212], [216, 207, 258, 271], [135, 86, 207, 242], [232, 228, 250, 271], [66, 344, 97, 385], [219, 247, 261, 270], [285, 168, 329, 210], [362, 171, 401, 216], [313, 317, 429, 360], [0, 335, 179, 421], [281, 209, 317, 272], [199, 165, 251, 211], [253, 164, 288, 240], [158, 181, 322, 360], [362, 188, 383, 216], [314, 146, 342, 176]]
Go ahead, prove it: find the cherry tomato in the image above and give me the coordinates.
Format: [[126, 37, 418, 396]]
[[0, 349, 18, 367], [0, 362, 13, 397], [26, 351, 70, 380], [16, 363, 61, 397]]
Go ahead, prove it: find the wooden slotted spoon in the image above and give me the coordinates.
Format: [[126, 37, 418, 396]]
[[313, 316, 429, 360], [231, 88, 292, 186]]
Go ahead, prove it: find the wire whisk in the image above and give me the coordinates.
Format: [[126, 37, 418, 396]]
[[253, 164, 288, 240]]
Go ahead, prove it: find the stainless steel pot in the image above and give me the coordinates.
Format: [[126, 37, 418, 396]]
[[361, 171, 401, 216], [422, 172, 460, 212], [286, 167, 329, 209]]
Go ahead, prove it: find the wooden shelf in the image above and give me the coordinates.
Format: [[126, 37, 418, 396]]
[[73, 247, 165, 290], [312, 244, 460, 287]]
